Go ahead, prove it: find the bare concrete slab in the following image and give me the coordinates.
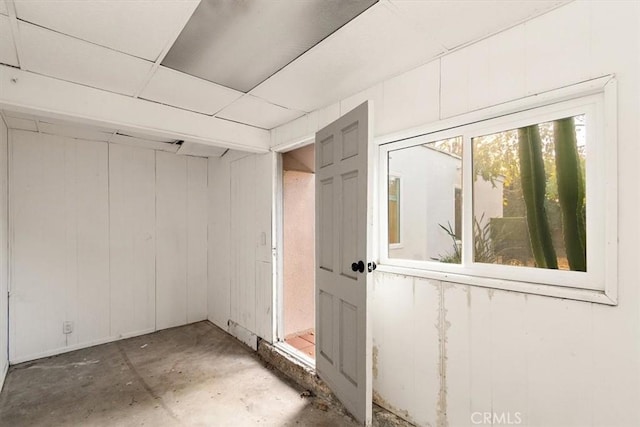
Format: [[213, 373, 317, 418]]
[[0, 321, 359, 427]]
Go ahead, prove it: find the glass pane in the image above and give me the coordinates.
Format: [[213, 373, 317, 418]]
[[388, 136, 463, 263], [472, 115, 586, 271], [388, 176, 400, 244]]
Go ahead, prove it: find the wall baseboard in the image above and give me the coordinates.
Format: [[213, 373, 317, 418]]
[[9, 328, 156, 365], [0, 360, 8, 393]]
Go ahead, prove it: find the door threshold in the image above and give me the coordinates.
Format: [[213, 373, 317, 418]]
[[274, 341, 315, 370]]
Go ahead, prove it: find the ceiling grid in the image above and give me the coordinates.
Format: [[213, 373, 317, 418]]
[[0, 0, 569, 153]]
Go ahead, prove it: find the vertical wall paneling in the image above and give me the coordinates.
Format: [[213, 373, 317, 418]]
[[207, 156, 231, 329], [109, 143, 156, 339], [72, 140, 110, 345], [9, 131, 209, 362], [10, 131, 109, 361], [10, 131, 65, 360], [187, 156, 208, 323], [254, 153, 273, 342], [156, 151, 188, 330], [0, 118, 8, 389], [230, 155, 257, 333], [212, 152, 274, 342]]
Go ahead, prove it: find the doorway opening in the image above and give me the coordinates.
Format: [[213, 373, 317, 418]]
[[280, 144, 316, 363]]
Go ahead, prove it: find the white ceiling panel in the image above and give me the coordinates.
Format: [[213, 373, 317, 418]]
[[140, 66, 243, 115], [19, 21, 153, 96], [4, 116, 37, 131], [38, 121, 113, 142], [110, 133, 180, 153], [176, 141, 227, 158], [250, 2, 444, 113], [388, 0, 567, 50], [216, 95, 305, 130], [0, 15, 18, 67], [14, 0, 200, 61]]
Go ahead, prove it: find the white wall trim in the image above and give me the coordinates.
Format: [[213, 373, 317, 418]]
[[0, 360, 7, 393], [9, 328, 156, 365], [376, 76, 618, 305], [375, 265, 616, 305]]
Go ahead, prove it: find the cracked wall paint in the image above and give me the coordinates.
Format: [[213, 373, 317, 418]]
[[436, 282, 451, 427]]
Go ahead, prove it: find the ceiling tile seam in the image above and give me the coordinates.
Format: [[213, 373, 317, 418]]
[[16, 18, 157, 64], [215, 93, 308, 118], [20, 67, 143, 98], [137, 95, 223, 117], [5, 1, 23, 69], [133, 4, 200, 99], [245, 0, 381, 95], [212, 115, 272, 131], [208, 94, 248, 118]]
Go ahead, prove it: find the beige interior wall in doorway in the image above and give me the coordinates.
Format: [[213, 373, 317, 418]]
[[283, 169, 315, 337]]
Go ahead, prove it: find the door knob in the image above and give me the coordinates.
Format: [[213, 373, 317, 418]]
[[351, 260, 365, 273], [368, 262, 377, 273]]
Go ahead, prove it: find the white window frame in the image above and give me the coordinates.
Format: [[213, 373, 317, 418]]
[[376, 76, 617, 305]]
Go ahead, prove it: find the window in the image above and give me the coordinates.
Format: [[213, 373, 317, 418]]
[[388, 176, 401, 245], [378, 78, 617, 304], [472, 115, 586, 271], [387, 137, 462, 262]]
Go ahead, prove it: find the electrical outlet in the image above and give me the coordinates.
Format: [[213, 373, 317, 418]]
[[63, 321, 74, 335]]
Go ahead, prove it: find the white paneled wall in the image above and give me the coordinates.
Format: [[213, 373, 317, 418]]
[[9, 131, 208, 363], [207, 156, 231, 330], [109, 143, 156, 338], [271, 2, 640, 426], [0, 118, 8, 389], [156, 153, 208, 329], [186, 157, 208, 323], [208, 152, 273, 343]]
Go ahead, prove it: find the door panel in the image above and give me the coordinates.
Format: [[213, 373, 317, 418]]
[[315, 101, 373, 425]]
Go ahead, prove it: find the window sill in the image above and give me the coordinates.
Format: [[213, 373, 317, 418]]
[[375, 264, 617, 305]]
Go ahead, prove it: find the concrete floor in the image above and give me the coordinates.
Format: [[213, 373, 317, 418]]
[[0, 321, 359, 426]]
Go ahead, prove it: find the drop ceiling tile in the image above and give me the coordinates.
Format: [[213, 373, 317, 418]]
[[216, 95, 305, 130], [176, 141, 227, 158], [110, 134, 180, 153], [250, 2, 444, 113], [38, 121, 113, 142], [140, 66, 242, 115], [0, 15, 18, 67], [14, 0, 200, 61], [19, 21, 153, 96], [163, 0, 376, 92], [389, 0, 567, 50], [4, 116, 37, 131]]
